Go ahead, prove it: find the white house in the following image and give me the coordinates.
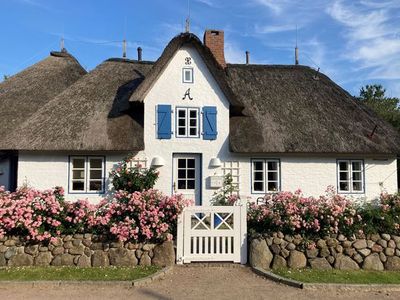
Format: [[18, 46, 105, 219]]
[[1, 30, 399, 204]]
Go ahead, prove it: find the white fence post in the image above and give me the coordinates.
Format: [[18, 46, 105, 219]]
[[176, 212, 184, 265]]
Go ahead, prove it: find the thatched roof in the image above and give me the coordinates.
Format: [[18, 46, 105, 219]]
[[3, 58, 153, 151], [227, 64, 400, 154], [129, 32, 243, 110], [0, 51, 86, 140]]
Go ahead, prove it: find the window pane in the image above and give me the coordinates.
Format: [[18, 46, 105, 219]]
[[90, 159, 102, 169], [185, 70, 192, 81], [254, 172, 263, 181], [179, 119, 186, 126], [178, 128, 186, 136], [178, 180, 186, 189], [72, 158, 85, 168], [189, 128, 197, 136], [73, 170, 85, 180], [90, 170, 102, 180], [178, 159, 186, 168], [178, 169, 186, 179], [178, 110, 186, 118], [339, 162, 348, 171], [353, 172, 362, 181], [189, 110, 197, 118], [187, 169, 195, 179], [253, 161, 263, 171], [352, 161, 362, 171], [187, 180, 195, 189], [254, 182, 264, 192], [190, 119, 197, 126], [187, 159, 195, 168], [353, 181, 362, 191], [89, 181, 103, 191], [268, 172, 278, 181], [72, 181, 85, 191], [339, 182, 349, 191], [339, 172, 348, 180], [267, 161, 278, 171], [267, 182, 278, 191]]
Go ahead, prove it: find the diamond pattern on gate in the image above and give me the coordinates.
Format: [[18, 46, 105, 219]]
[[191, 213, 211, 230], [214, 212, 234, 230]]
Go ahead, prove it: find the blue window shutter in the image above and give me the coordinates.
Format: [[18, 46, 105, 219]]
[[202, 106, 217, 140], [157, 105, 172, 139]]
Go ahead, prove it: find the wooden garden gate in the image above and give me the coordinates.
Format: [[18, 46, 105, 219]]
[[176, 205, 247, 264]]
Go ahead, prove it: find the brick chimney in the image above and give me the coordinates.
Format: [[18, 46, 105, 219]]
[[203, 30, 226, 68]]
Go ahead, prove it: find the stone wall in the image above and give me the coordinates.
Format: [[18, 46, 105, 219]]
[[0, 235, 175, 267], [249, 232, 400, 271]]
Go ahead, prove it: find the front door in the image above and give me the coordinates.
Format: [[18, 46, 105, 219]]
[[173, 154, 201, 205]]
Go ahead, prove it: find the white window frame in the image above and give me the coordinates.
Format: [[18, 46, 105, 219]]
[[337, 159, 364, 194], [182, 67, 194, 83], [251, 159, 280, 194], [176, 107, 200, 138], [69, 156, 105, 194]]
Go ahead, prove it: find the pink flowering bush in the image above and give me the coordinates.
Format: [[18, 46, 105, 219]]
[[248, 187, 361, 238], [92, 189, 191, 242], [0, 186, 190, 243]]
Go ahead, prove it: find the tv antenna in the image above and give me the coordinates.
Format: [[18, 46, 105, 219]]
[[185, 0, 191, 33]]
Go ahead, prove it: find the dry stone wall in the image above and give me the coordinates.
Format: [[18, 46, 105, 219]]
[[249, 232, 400, 271], [0, 235, 175, 267]]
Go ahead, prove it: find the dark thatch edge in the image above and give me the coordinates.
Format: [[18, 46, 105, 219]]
[[129, 32, 244, 111]]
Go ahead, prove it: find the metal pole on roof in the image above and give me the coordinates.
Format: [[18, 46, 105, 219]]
[[122, 39, 127, 58]]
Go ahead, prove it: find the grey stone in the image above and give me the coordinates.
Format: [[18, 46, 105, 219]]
[[0, 254, 6, 266], [334, 254, 360, 270], [288, 250, 307, 269], [4, 240, 16, 247], [353, 239, 367, 250], [380, 252, 387, 263], [51, 254, 74, 266], [353, 254, 363, 264], [110, 241, 123, 248], [63, 235, 73, 242], [371, 244, 383, 253], [385, 256, 400, 270], [370, 234, 380, 242], [329, 247, 337, 257], [109, 248, 137, 267], [367, 240, 375, 249], [24, 245, 38, 256], [273, 237, 282, 245], [316, 239, 327, 249], [270, 244, 281, 255], [38, 246, 48, 252], [8, 253, 33, 266], [338, 234, 346, 242], [284, 235, 293, 243], [143, 244, 155, 251], [249, 239, 273, 270], [344, 248, 356, 257], [326, 238, 338, 248], [84, 247, 91, 257], [82, 239, 92, 247], [319, 247, 330, 258], [92, 251, 109, 267], [139, 252, 151, 266], [4, 247, 16, 259], [77, 255, 91, 267], [152, 241, 175, 267], [396, 249, 400, 257], [126, 242, 139, 250], [0, 245, 7, 253], [51, 237, 63, 247], [396, 241, 400, 250], [358, 248, 371, 257], [64, 241, 73, 249], [280, 240, 288, 249], [336, 245, 343, 254], [272, 255, 287, 270], [377, 239, 388, 248], [52, 246, 64, 256], [83, 233, 92, 239], [385, 247, 395, 257], [286, 243, 296, 251], [293, 238, 302, 245], [392, 235, 400, 243], [363, 254, 384, 271], [149, 250, 154, 258], [277, 232, 284, 238], [381, 234, 391, 241], [388, 240, 396, 249], [102, 243, 110, 251], [342, 241, 353, 248], [69, 244, 85, 255], [72, 239, 81, 247], [265, 238, 273, 246], [306, 248, 319, 258], [310, 258, 332, 270], [327, 256, 335, 264], [73, 234, 84, 239], [34, 252, 53, 266], [90, 243, 103, 251], [136, 249, 143, 259], [280, 248, 290, 258]]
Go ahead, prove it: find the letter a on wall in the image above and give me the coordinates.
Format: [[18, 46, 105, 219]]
[[157, 104, 172, 139], [202, 106, 217, 140]]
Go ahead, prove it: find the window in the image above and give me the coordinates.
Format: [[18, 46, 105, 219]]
[[222, 161, 240, 192], [70, 156, 105, 193], [176, 107, 199, 138], [337, 160, 364, 193], [182, 67, 193, 83], [251, 159, 280, 193], [177, 158, 196, 190]]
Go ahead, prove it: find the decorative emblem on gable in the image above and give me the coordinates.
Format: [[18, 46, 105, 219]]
[[182, 88, 193, 100], [185, 57, 192, 65]]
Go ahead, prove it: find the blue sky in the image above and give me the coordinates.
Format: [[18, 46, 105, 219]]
[[1, 0, 400, 97]]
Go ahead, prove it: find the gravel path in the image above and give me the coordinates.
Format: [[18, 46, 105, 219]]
[[0, 265, 399, 300]]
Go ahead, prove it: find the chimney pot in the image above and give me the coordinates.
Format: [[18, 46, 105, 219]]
[[246, 51, 250, 65], [137, 47, 142, 61], [203, 30, 226, 68]]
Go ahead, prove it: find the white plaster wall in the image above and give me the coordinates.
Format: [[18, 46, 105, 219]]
[[17, 152, 130, 203], [0, 158, 10, 190], [143, 45, 232, 205]]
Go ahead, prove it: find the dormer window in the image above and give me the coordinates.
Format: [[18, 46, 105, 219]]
[[182, 67, 194, 83]]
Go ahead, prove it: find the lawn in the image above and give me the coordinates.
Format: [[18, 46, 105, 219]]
[[0, 266, 160, 281], [273, 268, 400, 284]]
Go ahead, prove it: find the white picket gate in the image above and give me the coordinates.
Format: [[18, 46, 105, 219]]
[[176, 205, 247, 264]]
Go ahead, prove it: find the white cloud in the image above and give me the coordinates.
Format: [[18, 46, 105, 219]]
[[224, 41, 245, 64], [254, 24, 299, 34]]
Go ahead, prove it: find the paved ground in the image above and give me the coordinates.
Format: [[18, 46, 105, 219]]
[[0, 265, 399, 300]]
